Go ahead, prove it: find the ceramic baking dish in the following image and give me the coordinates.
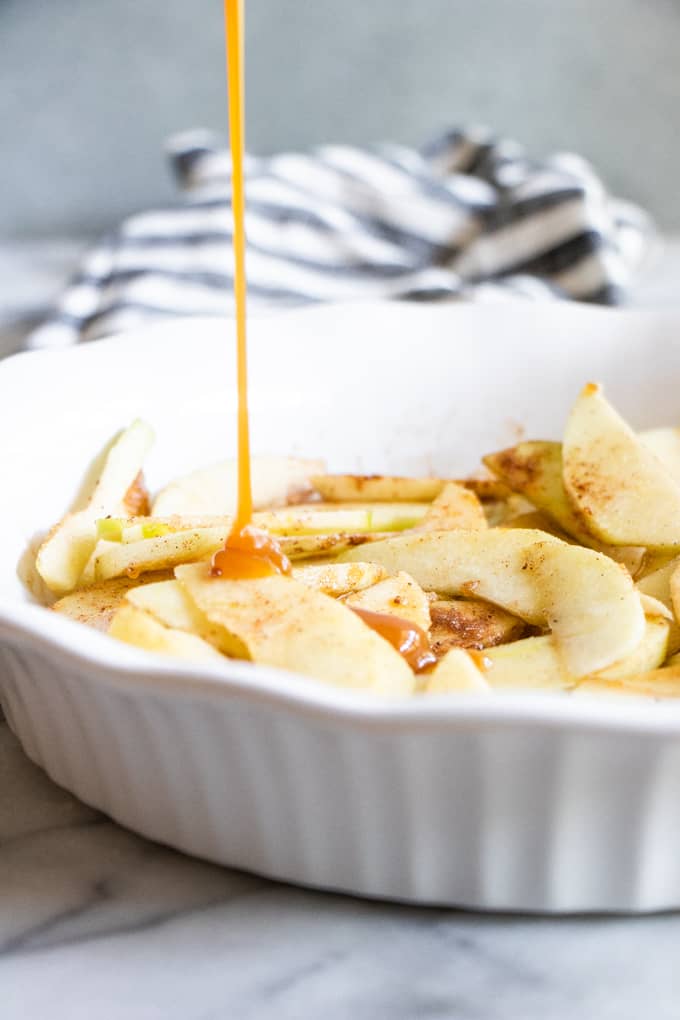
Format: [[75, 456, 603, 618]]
[[4, 301, 680, 913]]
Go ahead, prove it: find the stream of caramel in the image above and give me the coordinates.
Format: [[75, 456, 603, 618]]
[[210, 4, 434, 672], [211, 0, 291, 580]]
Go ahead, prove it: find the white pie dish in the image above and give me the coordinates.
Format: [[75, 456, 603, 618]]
[[4, 301, 680, 913]]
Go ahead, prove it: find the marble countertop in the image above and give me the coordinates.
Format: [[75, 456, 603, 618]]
[[3, 240, 680, 1019]]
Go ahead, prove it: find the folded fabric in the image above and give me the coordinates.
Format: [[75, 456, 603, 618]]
[[28, 125, 653, 349]]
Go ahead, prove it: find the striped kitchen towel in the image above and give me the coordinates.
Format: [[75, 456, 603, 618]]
[[28, 126, 653, 349]]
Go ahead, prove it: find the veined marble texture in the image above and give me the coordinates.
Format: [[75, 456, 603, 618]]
[[3, 719, 680, 1020]]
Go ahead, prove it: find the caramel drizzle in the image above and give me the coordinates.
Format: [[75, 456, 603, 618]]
[[212, 0, 289, 580], [211, 4, 433, 674], [351, 608, 436, 673]]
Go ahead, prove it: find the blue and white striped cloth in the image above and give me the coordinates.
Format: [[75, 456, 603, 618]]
[[29, 126, 653, 349]]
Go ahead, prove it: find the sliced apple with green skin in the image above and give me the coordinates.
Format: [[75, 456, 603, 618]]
[[423, 649, 490, 695], [108, 603, 226, 663], [341, 528, 645, 676], [175, 563, 414, 695], [36, 419, 155, 595], [563, 383, 680, 549], [82, 528, 391, 584], [84, 527, 228, 585], [98, 504, 428, 545], [484, 439, 645, 576], [344, 572, 431, 632], [256, 505, 428, 535], [85, 503, 428, 584], [110, 519, 174, 542], [152, 456, 325, 516]]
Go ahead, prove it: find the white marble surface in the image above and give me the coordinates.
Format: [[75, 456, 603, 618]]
[[3, 242, 680, 1019], [4, 722, 680, 1019]]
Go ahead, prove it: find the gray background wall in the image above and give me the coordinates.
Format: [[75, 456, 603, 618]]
[[1, 0, 679, 238]]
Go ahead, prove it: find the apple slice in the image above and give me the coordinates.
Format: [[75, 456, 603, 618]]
[[275, 533, 388, 561], [175, 562, 414, 695], [484, 440, 579, 529], [638, 593, 674, 622], [576, 666, 680, 699], [639, 428, 680, 483], [83, 500, 428, 585], [341, 528, 556, 622], [292, 561, 386, 596], [428, 598, 525, 657], [484, 636, 571, 690], [423, 649, 490, 695], [484, 439, 644, 576], [664, 561, 680, 652], [483, 614, 667, 691], [563, 383, 680, 549], [84, 527, 228, 585], [416, 482, 487, 532], [592, 615, 669, 681], [310, 474, 447, 503], [152, 456, 325, 515], [341, 529, 645, 676], [52, 573, 170, 632], [36, 419, 154, 595], [344, 572, 431, 632], [255, 504, 428, 534], [124, 578, 242, 655], [82, 527, 392, 584], [108, 603, 225, 663], [636, 555, 680, 652], [632, 556, 678, 605], [522, 540, 646, 676], [504, 510, 571, 539], [102, 504, 429, 544], [126, 578, 207, 630]]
